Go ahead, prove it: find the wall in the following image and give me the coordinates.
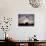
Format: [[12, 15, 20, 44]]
[[0, 0, 46, 40]]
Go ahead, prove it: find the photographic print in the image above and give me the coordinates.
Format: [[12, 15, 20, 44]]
[[18, 14, 34, 26]]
